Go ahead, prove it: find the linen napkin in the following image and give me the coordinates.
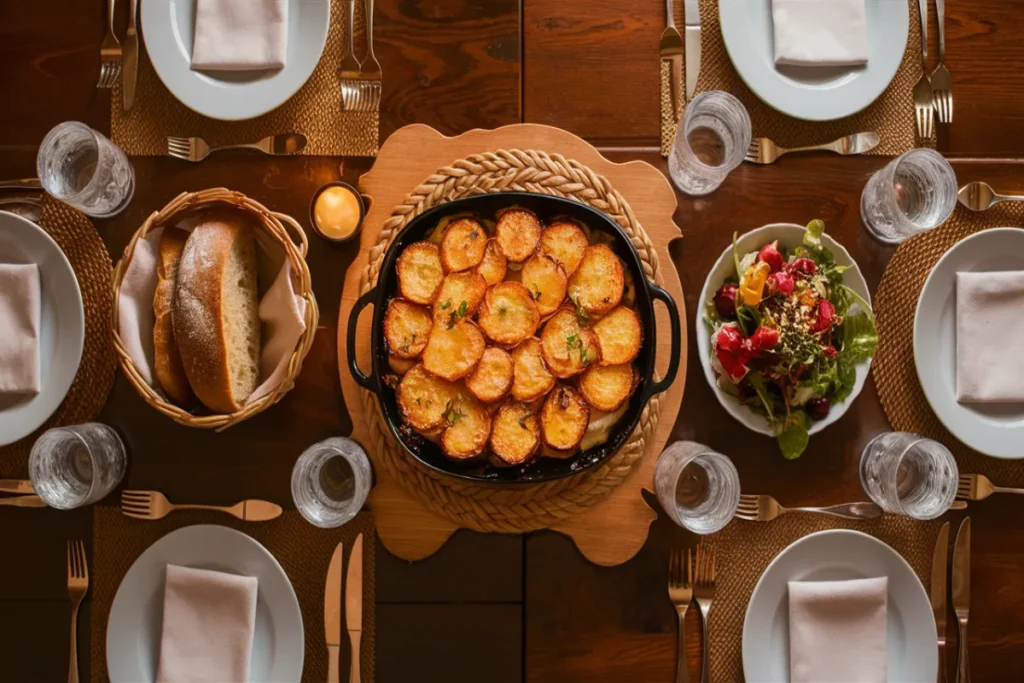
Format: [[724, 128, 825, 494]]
[[156, 564, 258, 683], [788, 576, 887, 683], [191, 0, 288, 71], [0, 264, 41, 397], [956, 271, 1024, 403], [772, 0, 869, 67]]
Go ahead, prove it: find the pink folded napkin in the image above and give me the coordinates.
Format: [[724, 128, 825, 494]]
[[191, 0, 287, 71], [156, 564, 258, 683], [0, 264, 41, 397], [957, 271, 1024, 403], [772, 0, 869, 67], [788, 576, 887, 683]]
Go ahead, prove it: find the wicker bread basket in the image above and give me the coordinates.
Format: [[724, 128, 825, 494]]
[[111, 188, 320, 430]]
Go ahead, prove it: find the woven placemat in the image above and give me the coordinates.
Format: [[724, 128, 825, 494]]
[[0, 198, 115, 478], [358, 149, 664, 532], [873, 204, 1024, 484], [707, 515, 943, 682], [111, 0, 378, 157], [90, 507, 375, 683]]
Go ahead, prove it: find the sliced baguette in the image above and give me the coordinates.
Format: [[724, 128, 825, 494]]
[[153, 227, 195, 406]]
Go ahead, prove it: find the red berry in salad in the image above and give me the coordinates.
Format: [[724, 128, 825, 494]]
[[716, 324, 744, 353], [815, 299, 836, 332], [767, 271, 795, 296], [788, 258, 818, 275], [748, 326, 780, 352], [822, 344, 838, 358], [713, 283, 739, 320], [757, 241, 784, 273], [806, 397, 831, 421]]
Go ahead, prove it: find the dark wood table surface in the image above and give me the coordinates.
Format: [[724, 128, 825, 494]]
[[3, 1, 1024, 681]]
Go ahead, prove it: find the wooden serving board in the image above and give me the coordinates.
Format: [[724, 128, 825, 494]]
[[337, 123, 686, 566]]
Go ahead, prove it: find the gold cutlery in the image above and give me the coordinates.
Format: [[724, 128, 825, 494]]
[[339, 0, 363, 111], [957, 472, 1024, 501], [660, 0, 684, 121], [683, 0, 701, 101], [167, 133, 307, 162], [0, 178, 42, 191], [120, 490, 283, 521], [932, 522, 950, 683], [358, 0, 382, 113], [735, 493, 882, 521], [957, 181, 1024, 212], [122, 0, 139, 111], [325, 542, 344, 683], [0, 479, 34, 495], [667, 548, 693, 683], [745, 132, 879, 164], [98, 0, 123, 89], [912, 0, 934, 138], [347, 533, 364, 683], [67, 540, 89, 683], [693, 543, 716, 683], [931, 0, 952, 123], [952, 517, 971, 683], [0, 495, 46, 508]]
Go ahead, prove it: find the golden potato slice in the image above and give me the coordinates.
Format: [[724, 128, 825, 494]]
[[578, 363, 636, 412], [520, 254, 568, 317], [396, 364, 459, 431], [592, 306, 642, 365], [388, 354, 418, 376], [383, 298, 433, 359], [476, 238, 508, 286], [397, 241, 444, 305], [477, 282, 540, 345], [540, 307, 601, 378], [440, 218, 487, 272], [489, 400, 541, 466], [495, 209, 542, 263], [540, 221, 589, 276], [567, 244, 624, 317], [421, 320, 486, 382], [441, 395, 492, 460], [433, 271, 487, 321], [511, 337, 555, 401], [540, 384, 590, 451], [465, 346, 514, 403]]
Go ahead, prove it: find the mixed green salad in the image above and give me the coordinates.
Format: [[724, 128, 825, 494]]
[[705, 221, 878, 459]]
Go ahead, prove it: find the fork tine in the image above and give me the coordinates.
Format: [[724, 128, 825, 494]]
[[121, 509, 150, 520], [75, 541, 87, 580], [121, 490, 151, 501], [121, 500, 149, 513]]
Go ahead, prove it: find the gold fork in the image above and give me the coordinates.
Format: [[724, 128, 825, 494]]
[[357, 0, 383, 113], [339, 0, 364, 111], [735, 493, 882, 521], [667, 548, 694, 683], [98, 0, 122, 88], [121, 490, 283, 521], [166, 133, 307, 162], [957, 473, 1024, 501], [912, 0, 934, 138], [693, 543, 716, 683], [67, 540, 89, 683], [745, 132, 879, 164], [931, 0, 952, 123]]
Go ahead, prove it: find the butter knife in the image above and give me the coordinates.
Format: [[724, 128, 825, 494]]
[[325, 542, 344, 683], [0, 495, 46, 508], [0, 479, 34, 495], [122, 0, 139, 111], [932, 522, 950, 683], [684, 0, 701, 101], [346, 533, 363, 683], [952, 517, 971, 683]]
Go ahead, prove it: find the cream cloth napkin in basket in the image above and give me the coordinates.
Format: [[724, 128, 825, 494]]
[[191, 0, 288, 71], [956, 271, 1024, 403], [772, 0, 869, 67], [0, 264, 41, 397]]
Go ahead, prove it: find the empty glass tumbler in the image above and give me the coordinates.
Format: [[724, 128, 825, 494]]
[[36, 121, 134, 217], [860, 149, 957, 244], [28, 423, 126, 509], [655, 441, 741, 534], [668, 91, 752, 196], [291, 437, 372, 528], [859, 432, 958, 520]]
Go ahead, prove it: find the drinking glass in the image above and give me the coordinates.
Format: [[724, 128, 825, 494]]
[[654, 441, 741, 534], [860, 149, 957, 244], [668, 91, 751, 196], [36, 121, 134, 217], [859, 432, 958, 520], [291, 437, 372, 528], [28, 423, 126, 509]]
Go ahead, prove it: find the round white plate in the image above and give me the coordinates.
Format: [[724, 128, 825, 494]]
[[914, 228, 1024, 458], [107, 525, 304, 682], [696, 223, 872, 437], [0, 211, 83, 447], [742, 530, 937, 682], [141, 0, 330, 120], [720, 0, 909, 121]]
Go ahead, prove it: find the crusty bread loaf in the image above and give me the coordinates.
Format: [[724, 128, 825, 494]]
[[172, 212, 261, 413], [153, 227, 195, 406]]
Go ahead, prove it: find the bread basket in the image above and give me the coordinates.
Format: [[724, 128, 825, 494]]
[[111, 188, 319, 430]]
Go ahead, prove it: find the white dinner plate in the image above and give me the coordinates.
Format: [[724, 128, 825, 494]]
[[141, 0, 330, 120], [742, 530, 937, 682], [914, 228, 1024, 458], [719, 0, 909, 121], [0, 211, 83, 446], [107, 525, 304, 682]]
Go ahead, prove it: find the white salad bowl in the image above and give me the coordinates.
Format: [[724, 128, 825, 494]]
[[696, 223, 873, 438]]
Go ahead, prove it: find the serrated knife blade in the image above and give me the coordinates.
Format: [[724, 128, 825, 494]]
[[346, 533, 364, 683], [932, 522, 949, 683], [952, 517, 971, 683], [325, 542, 343, 683]]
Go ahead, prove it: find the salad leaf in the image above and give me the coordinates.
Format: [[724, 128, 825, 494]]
[[732, 231, 743, 280], [746, 372, 775, 422], [736, 305, 761, 337], [840, 284, 876, 321], [777, 413, 810, 460], [803, 219, 826, 249], [834, 357, 858, 403], [840, 310, 878, 364]]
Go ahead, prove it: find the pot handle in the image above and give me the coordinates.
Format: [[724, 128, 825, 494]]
[[645, 282, 682, 397], [347, 287, 379, 391]]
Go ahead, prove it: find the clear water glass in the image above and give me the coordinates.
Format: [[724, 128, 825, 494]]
[[654, 441, 741, 534], [291, 437, 372, 528], [28, 423, 126, 509], [861, 149, 957, 244], [668, 91, 751, 196], [859, 432, 958, 520], [36, 121, 134, 217]]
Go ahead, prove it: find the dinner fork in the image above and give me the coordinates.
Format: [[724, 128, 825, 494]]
[[97, 0, 122, 88], [358, 0, 383, 113], [735, 494, 882, 521], [912, 0, 934, 138], [339, 0, 363, 111], [67, 540, 89, 683], [166, 133, 307, 162], [931, 0, 952, 123], [693, 543, 716, 683], [745, 132, 879, 164], [667, 548, 694, 683], [957, 473, 1024, 501], [121, 490, 283, 521]]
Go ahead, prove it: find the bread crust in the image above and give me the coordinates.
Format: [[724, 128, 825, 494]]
[[153, 227, 195, 406]]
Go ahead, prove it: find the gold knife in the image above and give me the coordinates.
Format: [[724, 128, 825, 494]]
[[0, 479, 34, 495], [932, 522, 950, 683], [325, 542, 344, 683], [346, 533, 363, 683], [122, 0, 139, 111], [952, 517, 971, 683], [0, 495, 46, 508]]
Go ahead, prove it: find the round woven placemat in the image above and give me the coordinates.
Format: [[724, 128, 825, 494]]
[[358, 149, 665, 532], [873, 203, 1024, 483], [0, 198, 115, 478]]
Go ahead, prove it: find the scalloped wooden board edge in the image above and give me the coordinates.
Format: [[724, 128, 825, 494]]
[[338, 123, 685, 566]]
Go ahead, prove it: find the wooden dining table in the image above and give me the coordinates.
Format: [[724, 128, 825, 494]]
[[3, 0, 1024, 680]]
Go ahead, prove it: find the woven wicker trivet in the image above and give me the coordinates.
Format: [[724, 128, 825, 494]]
[[0, 198, 115, 478], [874, 204, 1024, 483], [90, 507, 376, 683], [111, 0, 378, 157], [358, 149, 664, 532]]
